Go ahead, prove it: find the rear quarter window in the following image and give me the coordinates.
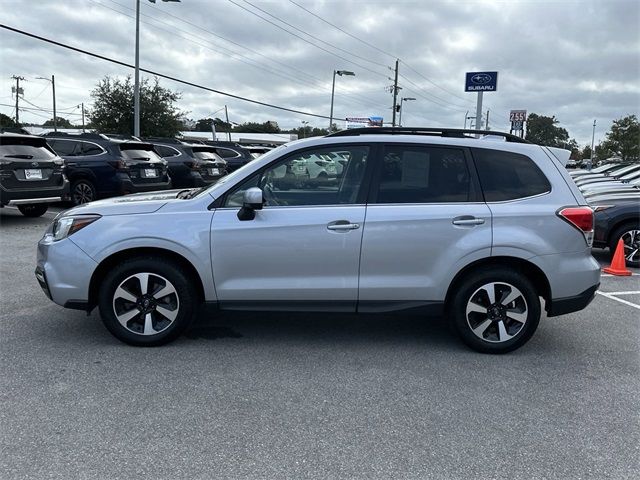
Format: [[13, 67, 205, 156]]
[[472, 148, 551, 202]]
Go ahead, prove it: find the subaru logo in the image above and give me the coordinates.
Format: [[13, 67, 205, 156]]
[[31, 161, 39, 167], [471, 73, 492, 85]]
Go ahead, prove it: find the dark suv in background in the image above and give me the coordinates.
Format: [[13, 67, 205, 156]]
[[0, 133, 69, 217], [144, 138, 228, 188], [44, 133, 171, 205], [202, 141, 254, 172]]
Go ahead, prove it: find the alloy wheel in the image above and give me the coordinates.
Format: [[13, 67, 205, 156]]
[[112, 273, 180, 336], [73, 182, 94, 204], [465, 282, 528, 343], [621, 229, 640, 263]]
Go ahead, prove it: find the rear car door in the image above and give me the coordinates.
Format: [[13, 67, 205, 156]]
[[210, 144, 372, 310], [358, 143, 492, 311]]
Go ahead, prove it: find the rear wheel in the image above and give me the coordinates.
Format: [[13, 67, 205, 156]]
[[609, 222, 640, 268], [17, 204, 48, 217], [98, 257, 199, 346], [450, 268, 541, 354], [71, 179, 96, 205]]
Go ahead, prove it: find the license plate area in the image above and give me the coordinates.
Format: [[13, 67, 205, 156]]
[[24, 169, 43, 180], [143, 168, 158, 178], [208, 168, 220, 176]]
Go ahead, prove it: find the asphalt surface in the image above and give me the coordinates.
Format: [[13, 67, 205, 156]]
[[1, 206, 638, 479]]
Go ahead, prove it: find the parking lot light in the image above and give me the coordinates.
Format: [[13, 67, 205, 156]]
[[329, 70, 355, 133], [134, 0, 181, 138]]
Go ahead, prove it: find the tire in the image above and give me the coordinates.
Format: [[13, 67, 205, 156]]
[[609, 222, 640, 268], [98, 256, 199, 346], [449, 267, 541, 354], [17, 204, 48, 217], [71, 179, 97, 206]]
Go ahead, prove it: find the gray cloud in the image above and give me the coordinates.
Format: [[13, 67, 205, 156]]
[[1, 0, 638, 144]]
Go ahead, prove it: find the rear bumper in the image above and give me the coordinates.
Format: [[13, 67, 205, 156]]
[[546, 284, 599, 317], [117, 173, 172, 194], [0, 178, 70, 205]]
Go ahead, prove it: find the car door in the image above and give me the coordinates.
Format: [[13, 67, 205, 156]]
[[358, 143, 492, 311], [210, 144, 372, 310]]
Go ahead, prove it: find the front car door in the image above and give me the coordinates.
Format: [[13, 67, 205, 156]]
[[210, 144, 372, 311], [358, 142, 492, 312]]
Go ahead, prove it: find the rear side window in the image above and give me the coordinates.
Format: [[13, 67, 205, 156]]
[[80, 142, 104, 156], [374, 145, 472, 204], [472, 149, 551, 202], [215, 148, 240, 159], [48, 139, 79, 156]]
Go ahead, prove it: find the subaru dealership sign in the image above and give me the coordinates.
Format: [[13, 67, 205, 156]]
[[465, 71, 498, 92]]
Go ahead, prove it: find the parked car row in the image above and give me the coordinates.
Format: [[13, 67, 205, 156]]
[[571, 162, 640, 267], [0, 131, 275, 215]]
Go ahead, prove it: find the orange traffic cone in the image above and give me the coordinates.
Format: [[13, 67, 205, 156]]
[[603, 239, 632, 276]]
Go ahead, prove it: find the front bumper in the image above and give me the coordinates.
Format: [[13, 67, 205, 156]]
[[36, 234, 97, 308]]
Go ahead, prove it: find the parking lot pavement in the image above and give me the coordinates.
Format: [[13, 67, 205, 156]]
[[1, 207, 638, 479]]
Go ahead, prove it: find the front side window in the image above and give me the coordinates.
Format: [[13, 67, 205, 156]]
[[224, 145, 369, 207], [472, 148, 551, 202], [374, 145, 471, 204]]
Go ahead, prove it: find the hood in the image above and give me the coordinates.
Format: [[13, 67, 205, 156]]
[[61, 189, 186, 216]]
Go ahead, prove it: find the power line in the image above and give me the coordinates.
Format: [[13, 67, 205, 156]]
[[288, 0, 397, 60], [241, 0, 386, 69], [96, 0, 383, 112], [226, 0, 390, 79], [0, 24, 344, 121]]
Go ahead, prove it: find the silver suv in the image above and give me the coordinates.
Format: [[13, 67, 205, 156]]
[[36, 128, 601, 353]]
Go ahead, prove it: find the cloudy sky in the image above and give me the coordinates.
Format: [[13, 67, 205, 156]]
[[1, 0, 638, 145]]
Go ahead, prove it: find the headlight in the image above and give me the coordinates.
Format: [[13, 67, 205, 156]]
[[51, 215, 101, 241]]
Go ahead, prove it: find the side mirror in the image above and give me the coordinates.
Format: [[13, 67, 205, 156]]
[[237, 187, 264, 221]]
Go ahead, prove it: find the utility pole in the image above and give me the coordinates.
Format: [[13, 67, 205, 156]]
[[224, 105, 231, 141], [52, 75, 57, 132], [391, 59, 399, 127], [81, 103, 85, 132], [12, 76, 25, 125]]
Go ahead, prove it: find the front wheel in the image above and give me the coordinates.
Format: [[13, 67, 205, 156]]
[[450, 268, 541, 354], [17, 204, 48, 217], [98, 257, 199, 346]]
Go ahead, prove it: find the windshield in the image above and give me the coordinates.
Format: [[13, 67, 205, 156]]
[[194, 144, 289, 199], [192, 151, 222, 161], [121, 148, 163, 161], [0, 144, 56, 159]]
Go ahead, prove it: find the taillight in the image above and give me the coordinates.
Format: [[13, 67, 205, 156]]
[[107, 159, 129, 170], [557, 206, 594, 246], [183, 161, 198, 170]]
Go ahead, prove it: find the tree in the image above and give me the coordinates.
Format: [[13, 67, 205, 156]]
[[525, 113, 570, 147], [286, 125, 329, 138], [233, 121, 281, 133], [0, 113, 18, 128], [603, 115, 639, 161], [43, 117, 73, 129], [194, 117, 232, 132], [581, 145, 592, 161], [89, 76, 184, 137]]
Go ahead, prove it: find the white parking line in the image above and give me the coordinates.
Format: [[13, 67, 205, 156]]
[[601, 291, 640, 296], [596, 291, 640, 310]]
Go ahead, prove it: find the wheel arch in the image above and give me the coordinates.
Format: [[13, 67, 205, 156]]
[[88, 247, 205, 310], [607, 217, 640, 246], [445, 256, 551, 311]]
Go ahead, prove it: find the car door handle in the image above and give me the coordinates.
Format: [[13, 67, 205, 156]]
[[452, 216, 485, 226], [327, 220, 360, 231]]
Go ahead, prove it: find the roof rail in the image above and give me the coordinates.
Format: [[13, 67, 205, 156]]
[[326, 127, 530, 143], [142, 137, 184, 144]]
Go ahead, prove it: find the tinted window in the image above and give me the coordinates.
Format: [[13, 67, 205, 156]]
[[120, 148, 162, 161], [473, 148, 551, 201], [0, 144, 56, 159], [224, 145, 369, 207], [193, 150, 223, 161], [215, 148, 240, 158], [49, 139, 79, 156], [80, 142, 103, 156], [155, 145, 180, 158], [375, 145, 471, 203]]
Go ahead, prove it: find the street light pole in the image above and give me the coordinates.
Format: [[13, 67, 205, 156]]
[[329, 70, 355, 132], [589, 119, 596, 170], [134, 0, 180, 137], [398, 97, 415, 127]]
